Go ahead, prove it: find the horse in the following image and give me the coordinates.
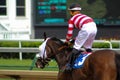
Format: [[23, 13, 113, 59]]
[[35, 37, 120, 80]]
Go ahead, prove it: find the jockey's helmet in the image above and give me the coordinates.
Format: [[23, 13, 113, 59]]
[[68, 3, 82, 11]]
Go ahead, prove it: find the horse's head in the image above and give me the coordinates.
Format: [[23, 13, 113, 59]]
[[35, 37, 69, 69]]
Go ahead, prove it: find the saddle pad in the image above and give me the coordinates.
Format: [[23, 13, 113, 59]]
[[73, 53, 92, 69]]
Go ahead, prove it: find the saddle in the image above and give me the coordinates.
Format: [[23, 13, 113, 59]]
[[72, 52, 92, 69]]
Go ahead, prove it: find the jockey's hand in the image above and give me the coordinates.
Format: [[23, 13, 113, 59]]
[[70, 39, 75, 44], [63, 42, 69, 46]]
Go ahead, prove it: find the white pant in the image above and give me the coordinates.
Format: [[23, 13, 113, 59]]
[[73, 22, 97, 50]]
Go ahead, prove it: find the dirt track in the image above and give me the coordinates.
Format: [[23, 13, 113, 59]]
[[0, 70, 58, 80]]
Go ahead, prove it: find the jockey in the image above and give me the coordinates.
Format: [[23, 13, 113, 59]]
[[65, 3, 97, 71]]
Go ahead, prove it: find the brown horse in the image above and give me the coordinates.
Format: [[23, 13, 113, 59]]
[[36, 37, 120, 80]]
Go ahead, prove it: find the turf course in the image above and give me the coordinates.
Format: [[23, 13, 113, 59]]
[[0, 59, 58, 71]]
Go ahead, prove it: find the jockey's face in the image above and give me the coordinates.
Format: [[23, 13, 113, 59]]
[[69, 11, 74, 16], [69, 10, 81, 17]]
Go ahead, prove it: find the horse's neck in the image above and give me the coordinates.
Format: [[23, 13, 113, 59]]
[[55, 50, 70, 70]]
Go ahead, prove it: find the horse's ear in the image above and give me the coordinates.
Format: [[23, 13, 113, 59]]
[[44, 32, 47, 41]]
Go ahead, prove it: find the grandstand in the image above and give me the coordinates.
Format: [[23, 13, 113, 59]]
[[0, 0, 120, 40]]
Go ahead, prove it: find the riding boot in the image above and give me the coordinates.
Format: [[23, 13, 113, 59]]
[[65, 48, 80, 71]]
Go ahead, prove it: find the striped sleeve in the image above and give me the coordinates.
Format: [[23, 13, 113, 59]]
[[66, 20, 74, 42]]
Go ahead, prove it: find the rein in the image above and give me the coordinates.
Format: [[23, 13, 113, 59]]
[[58, 46, 68, 51], [58, 41, 74, 51]]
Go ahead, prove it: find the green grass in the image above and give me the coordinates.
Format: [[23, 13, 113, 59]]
[[0, 59, 32, 66], [0, 59, 58, 80], [0, 78, 16, 80], [0, 59, 58, 71]]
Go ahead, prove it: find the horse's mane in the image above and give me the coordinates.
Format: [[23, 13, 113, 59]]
[[50, 37, 72, 53], [50, 37, 64, 45]]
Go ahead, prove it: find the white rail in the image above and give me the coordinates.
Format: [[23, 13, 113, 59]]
[[0, 39, 43, 60]]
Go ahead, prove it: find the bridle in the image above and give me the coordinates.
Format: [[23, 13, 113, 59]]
[[36, 40, 67, 68], [36, 37, 73, 68]]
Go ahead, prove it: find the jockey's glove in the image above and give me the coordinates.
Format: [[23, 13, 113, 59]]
[[63, 42, 69, 46]]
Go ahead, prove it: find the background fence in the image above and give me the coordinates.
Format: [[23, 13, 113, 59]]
[[0, 39, 120, 60], [0, 39, 120, 80]]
